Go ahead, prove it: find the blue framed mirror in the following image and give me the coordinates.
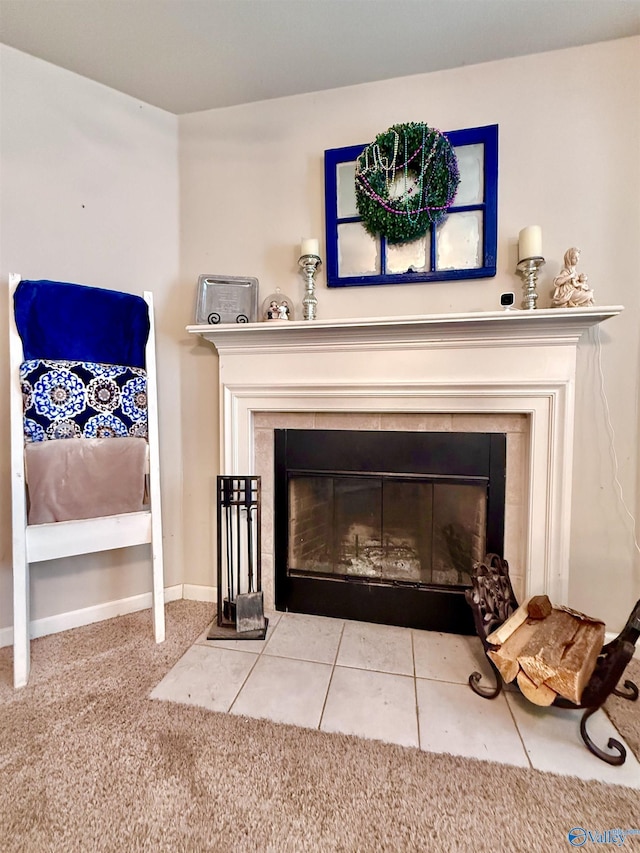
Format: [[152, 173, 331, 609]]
[[324, 124, 498, 288]]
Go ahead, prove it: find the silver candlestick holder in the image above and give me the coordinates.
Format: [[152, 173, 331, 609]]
[[299, 253, 321, 321], [515, 256, 545, 310]]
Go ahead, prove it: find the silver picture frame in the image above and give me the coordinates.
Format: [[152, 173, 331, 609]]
[[195, 274, 259, 324]]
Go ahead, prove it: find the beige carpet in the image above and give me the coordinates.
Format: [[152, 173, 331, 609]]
[[605, 657, 640, 762], [1, 601, 639, 853]]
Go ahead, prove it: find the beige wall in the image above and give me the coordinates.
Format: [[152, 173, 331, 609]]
[[0, 46, 181, 631], [1, 37, 638, 637], [178, 37, 640, 629]]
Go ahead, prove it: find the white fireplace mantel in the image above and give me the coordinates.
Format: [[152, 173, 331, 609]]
[[188, 306, 623, 609], [187, 306, 622, 353]]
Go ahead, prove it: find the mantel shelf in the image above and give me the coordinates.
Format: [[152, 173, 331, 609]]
[[187, 306, 623, 353]]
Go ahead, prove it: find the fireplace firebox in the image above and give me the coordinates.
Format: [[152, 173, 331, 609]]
[[274, 429, 506, 634]]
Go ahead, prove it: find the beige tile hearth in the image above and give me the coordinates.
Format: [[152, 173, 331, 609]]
[[230, 654, 332, 728], [150, 644, 257, 713], [321, 666, 419, 748], [262, 611, 343, 664], [416, 679, 528, 766], [412, 629, 493, 684], [151, 611, 640, 789], [505, 693, 640, 788], [337, 620, 413, 676]]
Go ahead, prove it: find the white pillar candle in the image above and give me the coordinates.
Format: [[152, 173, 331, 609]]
[[301, 238, 319, 257], [518, 226, 542, 261]]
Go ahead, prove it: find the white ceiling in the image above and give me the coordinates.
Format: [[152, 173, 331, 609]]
[[1, 0, 639, 115]]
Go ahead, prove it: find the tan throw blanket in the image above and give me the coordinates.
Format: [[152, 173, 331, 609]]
[[25, 437, 147, 524]]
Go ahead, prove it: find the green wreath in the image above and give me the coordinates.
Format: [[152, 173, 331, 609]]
[[355, 122, 460, 245]]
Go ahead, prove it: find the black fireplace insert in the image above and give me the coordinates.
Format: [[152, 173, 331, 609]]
[[274, 429, 506, 634]]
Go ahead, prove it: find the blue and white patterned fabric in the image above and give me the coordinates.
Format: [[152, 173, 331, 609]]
[[20, 359, 148, 442]]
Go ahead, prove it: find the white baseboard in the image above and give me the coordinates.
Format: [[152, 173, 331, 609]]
[[0, 584, 183, 648], [182, 584, 217, 602]]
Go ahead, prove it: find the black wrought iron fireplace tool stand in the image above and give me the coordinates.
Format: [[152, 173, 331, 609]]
[[207, 476, 268, 641]]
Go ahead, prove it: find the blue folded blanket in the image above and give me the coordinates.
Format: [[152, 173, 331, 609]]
[[14, 279, 150, 368]]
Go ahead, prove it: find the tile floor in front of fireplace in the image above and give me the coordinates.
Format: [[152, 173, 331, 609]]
[[150, 610, 640, 789]]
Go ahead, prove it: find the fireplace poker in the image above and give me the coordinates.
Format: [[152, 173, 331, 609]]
[[247, 503, 254, 593], [224, 478, 234, 620], [236, 481, 242, 600]]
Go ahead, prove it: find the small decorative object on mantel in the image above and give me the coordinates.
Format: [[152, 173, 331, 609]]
[[195, 274, 258, 324], [298, 237, 321, 321], [552, 247, 594, 308], [515, 225, 545, 310], [261, 287, 294, 321], [354, 122, 460, 245]]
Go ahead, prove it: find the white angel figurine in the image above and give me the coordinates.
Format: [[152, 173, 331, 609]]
[[552, 247, 594, 307]]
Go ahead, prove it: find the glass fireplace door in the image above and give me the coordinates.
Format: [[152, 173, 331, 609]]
[[288, 475, 487, 588]]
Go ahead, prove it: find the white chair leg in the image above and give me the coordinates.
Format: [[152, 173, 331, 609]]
[[151, 523, 165, 643], [144, 290, 165, 644], [9, 272, 31, 687], [12, 554, 30, 689]]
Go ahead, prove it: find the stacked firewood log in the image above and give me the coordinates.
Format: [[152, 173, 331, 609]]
[[486, 595, 605, 706]]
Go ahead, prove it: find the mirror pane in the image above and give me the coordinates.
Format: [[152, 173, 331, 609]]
[[337, 162, 358, 218], [338, 222, 380, 276], [454, 143, 484, 206], [387, 233, 431, 274], [436, 211, 483, 270]]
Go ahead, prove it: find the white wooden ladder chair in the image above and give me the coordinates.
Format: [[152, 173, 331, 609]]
[[8, 274, 165, 689]]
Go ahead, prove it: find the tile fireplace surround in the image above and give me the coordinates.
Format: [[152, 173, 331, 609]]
[[188, 307, 621, 614]]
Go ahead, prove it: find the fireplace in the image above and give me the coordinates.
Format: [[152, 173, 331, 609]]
[[274, 429, 506, 633], [188, 305, 621, 626]]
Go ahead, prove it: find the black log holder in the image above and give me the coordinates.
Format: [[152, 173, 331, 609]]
[[465, 554, 639, 766], [207, 476, 268, 641]]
